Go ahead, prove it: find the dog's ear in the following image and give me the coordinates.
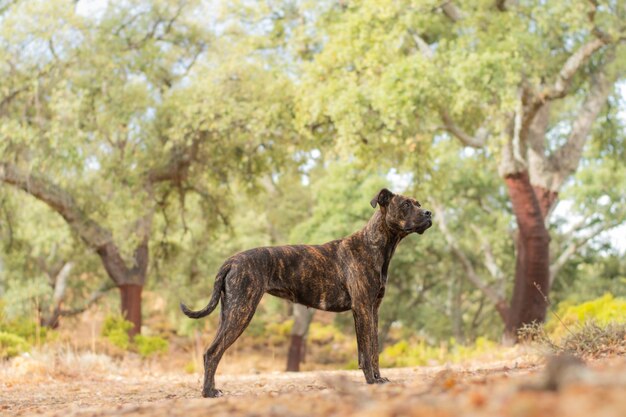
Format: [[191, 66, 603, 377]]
[[370, 188, 394, 208]]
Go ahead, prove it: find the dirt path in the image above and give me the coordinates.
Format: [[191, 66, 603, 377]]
[[2, 358, 625, 417]]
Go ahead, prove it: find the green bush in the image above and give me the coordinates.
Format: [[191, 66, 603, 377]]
[[379, 340, 439, 367], [520, 294, 626, 358], [134, 335, 169, 358], [309, 322, 346, 345], [265, 320, 293, 345], [101, 315, 170, 357], [0, 317, 49, 344], [101, 315, 134, 350], [545, 293, 626, 339], [378, 337, 499, 368], [0, 331, 30, 359]]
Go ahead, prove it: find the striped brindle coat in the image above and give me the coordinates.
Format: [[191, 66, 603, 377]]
[[181, 188, 433, 397]]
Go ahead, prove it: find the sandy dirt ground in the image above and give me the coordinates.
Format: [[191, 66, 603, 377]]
[[2, 356, 626, 417]]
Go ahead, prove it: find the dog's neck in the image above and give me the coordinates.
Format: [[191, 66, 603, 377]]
[[356, 209, 407, 281]]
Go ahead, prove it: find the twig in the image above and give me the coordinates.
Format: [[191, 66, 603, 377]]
[[533, 282, 576, 338]]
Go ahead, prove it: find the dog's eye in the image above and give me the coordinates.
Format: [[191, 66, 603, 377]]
[[416, 201, 421, 207], [402, 201, 411, 209]]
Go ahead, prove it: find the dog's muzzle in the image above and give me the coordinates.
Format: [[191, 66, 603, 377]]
[[416, 220, 432, 235]]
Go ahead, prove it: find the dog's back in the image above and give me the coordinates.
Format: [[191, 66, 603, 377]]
[[229, 241, 353, 312]]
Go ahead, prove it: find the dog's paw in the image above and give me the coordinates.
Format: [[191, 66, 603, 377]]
[[366, 376, 390, 384], [202, 388, 223, 398]]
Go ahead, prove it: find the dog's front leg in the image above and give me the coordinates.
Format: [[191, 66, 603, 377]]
[[372, 298, 389, 383], [352, 306, 383, 384]]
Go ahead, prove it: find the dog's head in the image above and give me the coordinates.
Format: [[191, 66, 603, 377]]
[[370, 188, 432, 235]]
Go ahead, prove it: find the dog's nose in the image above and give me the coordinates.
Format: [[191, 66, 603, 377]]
[[424, 210, 432, 217]]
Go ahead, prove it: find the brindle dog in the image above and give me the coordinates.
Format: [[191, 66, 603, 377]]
[[181, 188, 432, 397]]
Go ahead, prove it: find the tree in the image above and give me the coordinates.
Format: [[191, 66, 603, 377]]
[[0, 188, 112, 327], [0, 0, 298, 335], [294, 0, 626, 341]]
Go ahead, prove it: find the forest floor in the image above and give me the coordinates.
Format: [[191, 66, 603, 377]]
[[2, 352, 626, 417]]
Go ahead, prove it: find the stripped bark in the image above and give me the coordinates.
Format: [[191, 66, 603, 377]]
[[503, 172, 550, 340], [433, 3, 617, 341]]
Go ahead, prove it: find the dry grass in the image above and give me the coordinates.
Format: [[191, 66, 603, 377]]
[[519, 321, 626, 359]]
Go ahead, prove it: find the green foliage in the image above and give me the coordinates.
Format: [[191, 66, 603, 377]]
[[134, 335, 169, 358], [520, 294, 626, 358], [265, 320, 293, 345], [183, 361, 197, 374], [546, 294, 626, 339], [0, 331, 29, 359], [0, 315, 49, 345], [289, 163, 387, 244], [378, 337, 498, 368], [101, 316, 134, 350], [101, 315, 169, 357], [308, 322, 346, 345], [1, 0, 625, 352]]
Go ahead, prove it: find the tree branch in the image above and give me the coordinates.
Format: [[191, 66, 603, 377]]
[[470, 224, 508, 293], [521, 5, 613, 139], [540, 39, 609, 103], [550, 219, 623, 286], [410, 30, 490, 149], [59, 281, 117, 317], [1, 162, 113, 248], [408, 29, 434, 59], [549, 63, 615, 186], [51, 262, 73, 308], [0, 162, 133, 284], [441, 1, 464, 22], [40, 261, 74, 328], [440, 110, 490, 148], [433, 201, 509, 321]]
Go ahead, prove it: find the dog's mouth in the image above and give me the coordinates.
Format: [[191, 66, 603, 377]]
[[404, 220, 432, 235]]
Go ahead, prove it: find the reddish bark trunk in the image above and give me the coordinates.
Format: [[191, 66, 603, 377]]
[[504, 172, 551, 341], [532, 186, 558, 219], [120, 284, 143, 337], [286, 334, 304, 372]]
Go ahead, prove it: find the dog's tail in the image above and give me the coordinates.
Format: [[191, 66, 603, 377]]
[[180, 263, 231, 319]]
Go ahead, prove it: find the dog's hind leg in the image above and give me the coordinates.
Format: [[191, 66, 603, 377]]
[[201, 276, 264, 398]]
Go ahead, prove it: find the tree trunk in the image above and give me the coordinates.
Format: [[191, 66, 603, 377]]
[[503, 172, 551, 342], [100, 239, 149, 337], [286, 334, 304, 372], [286, 303, 314, 372], [119, 284, 143, 337], [449, 274, 464, 343]]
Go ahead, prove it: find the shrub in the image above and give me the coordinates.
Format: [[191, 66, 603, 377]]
[[0, 318, 49, 344], [184, 361, 197, 374], [545, 293, 626, 339], [520, 294, 626, 358], [559, 321, 626, 357], [134, 335, 169, 358], [101, 315, 134, 350], [379, 340, 441, 367], [0, 331, 30, 359], [377, 337, 500, 368], [309, 322, 346, 345], [265, 320, 293, 345]]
